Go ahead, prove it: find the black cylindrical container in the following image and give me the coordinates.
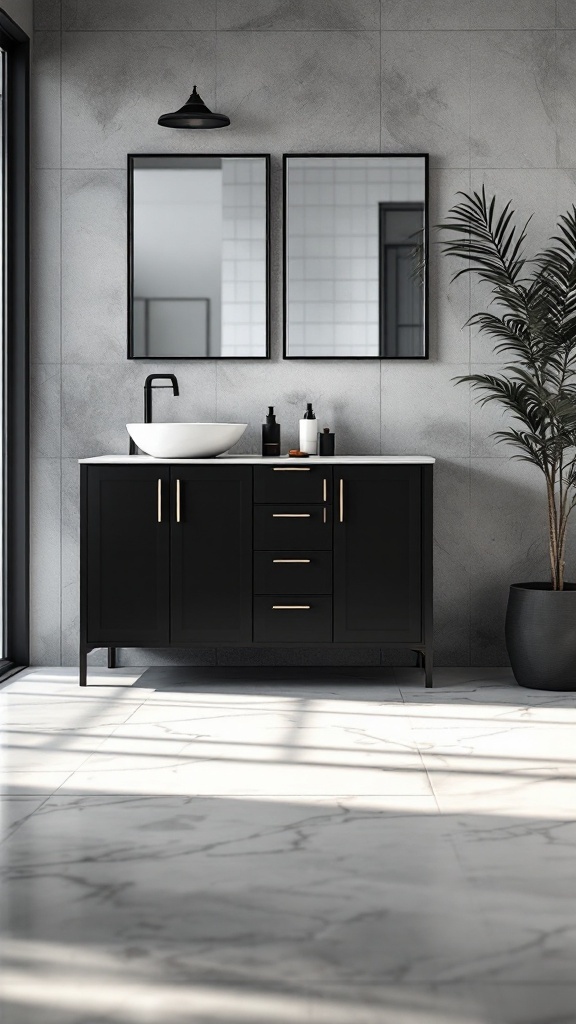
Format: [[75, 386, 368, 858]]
[[505, 582, 576, 690], [318, 427, 335, 456], [262, 406, 281, 457]]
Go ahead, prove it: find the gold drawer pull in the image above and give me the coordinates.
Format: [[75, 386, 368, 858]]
[[273, 559, 311, 563], [273, 467, 311, 471], [323, 477, 327, 501], [272, 605, 311, 610], [272, 513, 311, 518], [157, 479, 162, 523]]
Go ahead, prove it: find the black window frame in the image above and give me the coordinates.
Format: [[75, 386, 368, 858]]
[[0, 8, 30, 680]]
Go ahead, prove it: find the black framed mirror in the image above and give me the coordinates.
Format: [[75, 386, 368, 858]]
[[283, 154, 428, 359], [128, 154, 271, 359]]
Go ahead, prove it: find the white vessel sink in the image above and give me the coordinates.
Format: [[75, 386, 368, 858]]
[[126, 422, 247, 459]]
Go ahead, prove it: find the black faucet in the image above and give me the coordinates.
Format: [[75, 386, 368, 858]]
[[130, 373, 180, 454]]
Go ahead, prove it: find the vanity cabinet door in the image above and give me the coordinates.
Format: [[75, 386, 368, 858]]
[[84, 466, 170, 645], [170, 466, 253, 644], [333, 466, 422, 643]]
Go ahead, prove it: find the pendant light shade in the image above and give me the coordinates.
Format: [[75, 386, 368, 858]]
[[158, 86, 230, 129]]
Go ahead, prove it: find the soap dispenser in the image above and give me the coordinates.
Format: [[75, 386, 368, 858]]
[[299, 402, 317, 455], [262, 406, 281, 457]]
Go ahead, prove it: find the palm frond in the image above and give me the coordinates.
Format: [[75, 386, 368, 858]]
[[441, 191, 576, 587]]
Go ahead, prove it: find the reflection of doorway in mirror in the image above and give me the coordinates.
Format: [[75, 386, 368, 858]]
[[379, 204, 424, 357]]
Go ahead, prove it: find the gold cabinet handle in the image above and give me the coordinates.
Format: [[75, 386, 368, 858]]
[[324, 507, 327, 524], [272, 605, 311, 610], [176, 478, 181, 523], [339, 478, 344, 523], [272, 559, 311, 563], [323, 477, 327, 501], [273, 467, 311, 471], [157, 479, 162, 523], [272, 513, 310, 518]]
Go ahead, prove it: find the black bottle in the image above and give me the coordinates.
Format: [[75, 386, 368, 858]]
[[262, 406, 281, 456], [318, 427, 335, 456]]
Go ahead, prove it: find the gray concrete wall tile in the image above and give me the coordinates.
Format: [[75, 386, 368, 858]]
[[61, 170, 125, 363], [470, 32, 556, 168], [31, 32, 61, 169], [30, 459, 61, 665], [60, 458, 79, 667], [34, 0, 61, 30], [469, 0, 556, 29], [61, 31, 217, 168], [216, 31, 381, 151], [62, 0, 216, 30], [557, 1, 576, 28], [381, 1, 470, 31], [217, 0, 380, 31], [470, 458, 550, 665], [31, 169, 61, 365], [555, 33, 576, 167], [381, 31, 471, 169], [428, 169, 472, 363], [31, 364, 61, 458], [433, 458, 471, 665], [381, 363, 470, 458]]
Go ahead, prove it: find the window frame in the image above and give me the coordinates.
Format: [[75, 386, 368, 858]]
[[0, 8, 30, 679]]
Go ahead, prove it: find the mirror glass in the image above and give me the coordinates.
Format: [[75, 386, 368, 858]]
[[129, 155, 269, 358], [284, 155, 427, 358]]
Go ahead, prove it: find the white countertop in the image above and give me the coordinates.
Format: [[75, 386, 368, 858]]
[[79, 454, 435, 465]]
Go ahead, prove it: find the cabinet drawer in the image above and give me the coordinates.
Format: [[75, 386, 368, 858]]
[[254, 550, 332, 595], [254, 505, 332, 550], [254, 595, 332, 642], [254, 465, 331, 504]]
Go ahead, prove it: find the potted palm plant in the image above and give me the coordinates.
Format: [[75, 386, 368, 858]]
[[440, 188, 576, 690]]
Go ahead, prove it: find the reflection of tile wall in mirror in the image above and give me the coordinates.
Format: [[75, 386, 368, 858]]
[[130, 155, 269, 359], [285, 156, 427, 359], [221, 158, 267, 357]]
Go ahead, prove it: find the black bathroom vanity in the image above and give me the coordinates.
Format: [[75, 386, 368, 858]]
[[79, 456, 434, 686]]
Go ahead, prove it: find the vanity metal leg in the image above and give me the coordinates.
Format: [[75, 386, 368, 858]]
[[424, 649, 433, 688], [108, 647, 117, 669], [79, 644, 88, 687]]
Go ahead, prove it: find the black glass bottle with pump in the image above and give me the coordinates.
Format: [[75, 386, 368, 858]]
[[262, 406, 281, 456]]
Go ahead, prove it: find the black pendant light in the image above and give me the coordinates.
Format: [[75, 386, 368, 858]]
[[158, 86, 230, 129]]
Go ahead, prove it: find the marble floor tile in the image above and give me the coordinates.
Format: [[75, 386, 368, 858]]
[[1, 666, 576, 1023], [0, 794, 487, 989], [0, 726, 119, 774], [0, 980, 509, 1024], [0, 798, 48, 844], [0, 771, 75, 797]]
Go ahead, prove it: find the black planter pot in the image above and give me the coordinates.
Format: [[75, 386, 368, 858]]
[[505, 582, 576, 690]]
